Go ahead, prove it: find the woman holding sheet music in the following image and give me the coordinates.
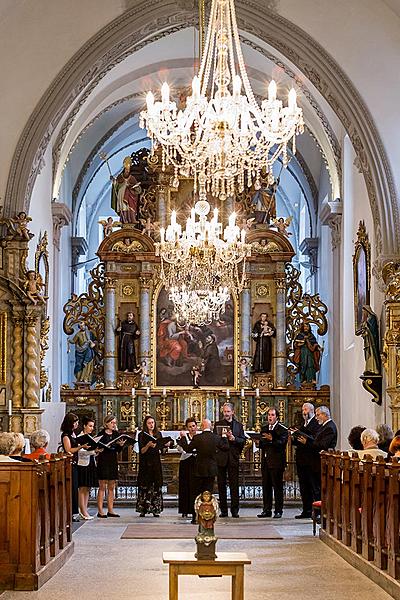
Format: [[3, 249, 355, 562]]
[[96, 415, 125, 518], [77, 416, 99, 520], [60, 412, 90, 522], [136, 415, 170, 517]]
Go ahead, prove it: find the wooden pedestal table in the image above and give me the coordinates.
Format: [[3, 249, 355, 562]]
[[163, 552, 251, 600]]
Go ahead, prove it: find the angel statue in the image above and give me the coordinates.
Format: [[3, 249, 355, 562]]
[[272, 216, 293, 237], [239, 217, 255, 232], [23, 270, 45, 305], [98, 216, 121, 238], [0, 209, 33, 240], [139, 216, 160, 239], [194, 490, 219, 559]]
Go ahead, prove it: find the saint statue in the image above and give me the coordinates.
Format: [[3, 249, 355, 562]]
[[111, 156, 142, 224], [117, 312, 140, 372], [293, 322, 321, 384], [251, 313, 276, 373], [356, 305, 381, 375], [67, 321, 96, 383]]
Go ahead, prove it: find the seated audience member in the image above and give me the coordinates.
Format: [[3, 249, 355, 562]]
[[357, 428, 387, 459], [9, 432, 31, 461], [25, 429, 51, 460], [388, 435, 400, 458], [0, 432, 18, 461], [347, 426, 366, 451], [376, 424, 394, 453]]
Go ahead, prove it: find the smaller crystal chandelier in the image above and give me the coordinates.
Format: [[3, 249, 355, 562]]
[[156, 200, 251, 325], [140, 0, 304, 202]]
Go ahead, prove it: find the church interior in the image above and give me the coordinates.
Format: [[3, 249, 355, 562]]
[[0, 0, 400, 598]]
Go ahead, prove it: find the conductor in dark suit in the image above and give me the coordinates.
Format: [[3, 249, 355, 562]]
[[257, 407, 288, 519], [179, 418, 228, 523], [214, 402, 246, 518], [296, 405, 337, 500], [291, 402, 321, 518]]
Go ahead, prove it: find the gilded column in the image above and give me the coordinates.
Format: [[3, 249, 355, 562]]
[[382, 261, 400, 430], [156, 184, 170, 228], [139, 276, 151, 384], [104, 278, 117, 388], [275, 276, 287, 389], [11, 315, 24, 409], [25, 315, 40, 408]]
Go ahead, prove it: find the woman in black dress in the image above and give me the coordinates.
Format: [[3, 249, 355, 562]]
[[60, 412, 90, 522], [177, 417, 198, 519], [96, 414, 125, 518], [77, 416, 99, 520], [136, 415, 170, 517]]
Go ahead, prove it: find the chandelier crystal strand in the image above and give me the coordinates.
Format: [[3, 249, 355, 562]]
[[155, 201, 251, 325], [140, 0, 304, 201]]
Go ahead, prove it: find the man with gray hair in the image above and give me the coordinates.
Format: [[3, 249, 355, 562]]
[[296, 405, 337, 501], [291, 402, 321, 519], [358, 428, 387, 460]]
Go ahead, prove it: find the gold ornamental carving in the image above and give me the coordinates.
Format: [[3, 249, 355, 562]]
[[156, 398, 171, 430], [252, 240, 280, 254], [25, 315, 40, 409], [0, 312, 6, 385], [255, 284, 270, 298], [10, 414, 23, 433], [39, 316, 50, 388], [111, 239, 144, 253], [383, 261, 400, 301]]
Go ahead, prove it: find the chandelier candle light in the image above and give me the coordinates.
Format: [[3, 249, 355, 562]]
[[140, 0, 304, 201], [155, 199, 251, 325]]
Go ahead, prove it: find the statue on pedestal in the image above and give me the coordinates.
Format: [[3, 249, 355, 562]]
[[117, 312, 140, 372], [293, 322, 321, 384], [251, 313, 276, 373], [194, 490, 219, 560], [356, 305, 381, 375], [67, 321, 96, 384], [111, 156, 142, 224]]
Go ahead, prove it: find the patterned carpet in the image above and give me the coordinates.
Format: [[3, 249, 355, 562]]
[[121, 520, 282, 539]]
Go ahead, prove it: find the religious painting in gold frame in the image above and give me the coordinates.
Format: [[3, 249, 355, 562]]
[[353, 220, 371, 333], [152, 284, 238, 389]]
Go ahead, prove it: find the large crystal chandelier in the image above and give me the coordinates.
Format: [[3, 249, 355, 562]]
[[156, 200, 251, 325], [140, 0, 304, 201]]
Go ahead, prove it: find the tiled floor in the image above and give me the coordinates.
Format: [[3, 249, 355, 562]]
[[1, 507, 393, 599]]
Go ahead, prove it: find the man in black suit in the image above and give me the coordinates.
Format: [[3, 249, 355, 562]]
[[296, 405, 337, 501], [179, 418, 228, 523], [257, 407, 288, 519], [291, 402, 321, 519], [214, 402, 246, 518]]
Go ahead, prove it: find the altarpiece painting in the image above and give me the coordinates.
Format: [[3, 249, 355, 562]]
[[155, 287, 235, 388]]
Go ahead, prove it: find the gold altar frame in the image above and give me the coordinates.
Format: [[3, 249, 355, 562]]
[[151, 281, 239, 390], [353, 220, 371, 333]]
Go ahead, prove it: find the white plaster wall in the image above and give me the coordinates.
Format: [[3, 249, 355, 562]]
[[0, 1, 399, 206], [339, 136, 386, 449]]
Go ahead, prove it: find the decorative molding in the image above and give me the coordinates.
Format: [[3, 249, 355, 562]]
[[3, 0, 398, 254], [320, 198, 343, 251], [51, 201, 72, 250]]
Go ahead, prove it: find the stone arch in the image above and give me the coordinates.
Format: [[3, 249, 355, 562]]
[[4, 0, 398, 255]]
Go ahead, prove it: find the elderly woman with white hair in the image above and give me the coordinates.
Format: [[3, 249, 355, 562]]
[[25, 429, 51, 461], [0, 432, 28, 462], [357, 428, 387, 460]]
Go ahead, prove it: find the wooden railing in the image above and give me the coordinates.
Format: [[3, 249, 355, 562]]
[[0, 454, 74, 591], [320, 450, 400, 581]]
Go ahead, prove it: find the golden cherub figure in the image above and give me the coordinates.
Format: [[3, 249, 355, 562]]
[[0, 209, 33, 240], [139, 217, 160, 239], [24, 270, 45, 305], [272, 216, 293, 237], [98, 216, 122, 237]]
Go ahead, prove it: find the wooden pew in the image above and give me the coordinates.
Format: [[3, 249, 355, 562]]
[[0, 455, 74, 591]]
